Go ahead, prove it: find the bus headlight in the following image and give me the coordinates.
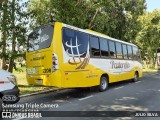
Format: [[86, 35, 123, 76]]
[[7, 75, 17, 85]]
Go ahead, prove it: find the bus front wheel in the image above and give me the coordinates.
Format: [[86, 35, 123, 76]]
[[99, 76, 108, 92], [133, 72, 139, 82]]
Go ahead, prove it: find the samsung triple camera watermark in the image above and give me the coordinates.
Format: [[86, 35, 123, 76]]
[[1, 101, 59, 119]]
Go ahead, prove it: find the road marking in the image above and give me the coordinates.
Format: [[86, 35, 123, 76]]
[[135, 81, 141, 83], [79, 95, 93, 101], [114, 86, 124, 90]]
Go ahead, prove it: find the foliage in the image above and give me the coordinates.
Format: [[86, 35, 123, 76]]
[[28, 0, 146, 43], [0, 0, 28, 72], [136, 9, 160, 66]]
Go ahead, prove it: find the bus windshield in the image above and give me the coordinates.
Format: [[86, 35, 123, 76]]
[[28, 25, 54, 52]]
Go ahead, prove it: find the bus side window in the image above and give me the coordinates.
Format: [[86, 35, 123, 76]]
[[137, 49, 142, 62], [122, 44, 128, 59], [62, 28, 89, 58], [133, 47, 138, 60], [115, 42, 123, 59], [134, 47, 141, 62], [90, 36, 100, 57], [76, 31, 89, 57], [99, 38, 109, 57], [109, 41, 116, 58], [127, 45, 133, 59]]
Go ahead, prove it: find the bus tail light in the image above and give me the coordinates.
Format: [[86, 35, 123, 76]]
[[52, 53, 58, 72]]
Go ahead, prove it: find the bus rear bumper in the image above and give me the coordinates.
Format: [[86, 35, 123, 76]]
[[27, 72, 62, 87]]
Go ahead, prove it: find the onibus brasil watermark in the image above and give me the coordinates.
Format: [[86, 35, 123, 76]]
[[1, 102, 59, 119]]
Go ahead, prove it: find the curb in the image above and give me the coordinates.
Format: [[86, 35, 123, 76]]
[[20, 88, 62, 98]]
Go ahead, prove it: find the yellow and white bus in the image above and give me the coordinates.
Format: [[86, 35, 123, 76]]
[[26, 22, 142, 91]]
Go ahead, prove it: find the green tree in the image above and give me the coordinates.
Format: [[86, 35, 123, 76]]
[[0, 0, 28, 72], [28, 0, 146, 42], [102, 0, 146, 42], [0, 0, 9, 70], [136, 9, 160, 67]]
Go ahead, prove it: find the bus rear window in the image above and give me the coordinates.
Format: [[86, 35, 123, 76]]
[[28, 25, 54, 52]]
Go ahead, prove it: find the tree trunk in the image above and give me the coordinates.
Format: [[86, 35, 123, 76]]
[[1, 0, 8, 70], [8, 0, 16, 73], [88, 8, 99, 29], [8, 58, 14, 73]]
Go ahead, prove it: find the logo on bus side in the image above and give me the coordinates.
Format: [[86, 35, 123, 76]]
[[64, 36, 90, 69], [110, 61, 130, 69]]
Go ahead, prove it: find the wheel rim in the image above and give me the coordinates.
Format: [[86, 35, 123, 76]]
[[101, 78, 107, 90]]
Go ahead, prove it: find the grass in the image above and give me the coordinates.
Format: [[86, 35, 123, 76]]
[[142, 68, 160, 73], [13, 66, 57, 95], [142, 68, 156, 73]]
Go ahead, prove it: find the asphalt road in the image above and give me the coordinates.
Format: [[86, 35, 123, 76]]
[[3, 72, 160, 120]]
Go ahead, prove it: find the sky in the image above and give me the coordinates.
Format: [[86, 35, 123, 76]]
[[146, 0, 160, 12], [21, 0, 160, 12]]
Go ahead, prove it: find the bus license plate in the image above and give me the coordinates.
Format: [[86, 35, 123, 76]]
[[36, 79, 42, 84], [27, 68, 37, 74]]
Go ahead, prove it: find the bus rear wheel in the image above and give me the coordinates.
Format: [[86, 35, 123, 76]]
[[99, 76, 108, 92]]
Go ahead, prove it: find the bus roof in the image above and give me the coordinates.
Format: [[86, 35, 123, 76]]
[[62, 23, 137, 47]]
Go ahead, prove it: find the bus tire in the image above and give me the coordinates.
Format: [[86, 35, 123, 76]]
[[133, 72, 139, 82], [99, 76, 108, 92]]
